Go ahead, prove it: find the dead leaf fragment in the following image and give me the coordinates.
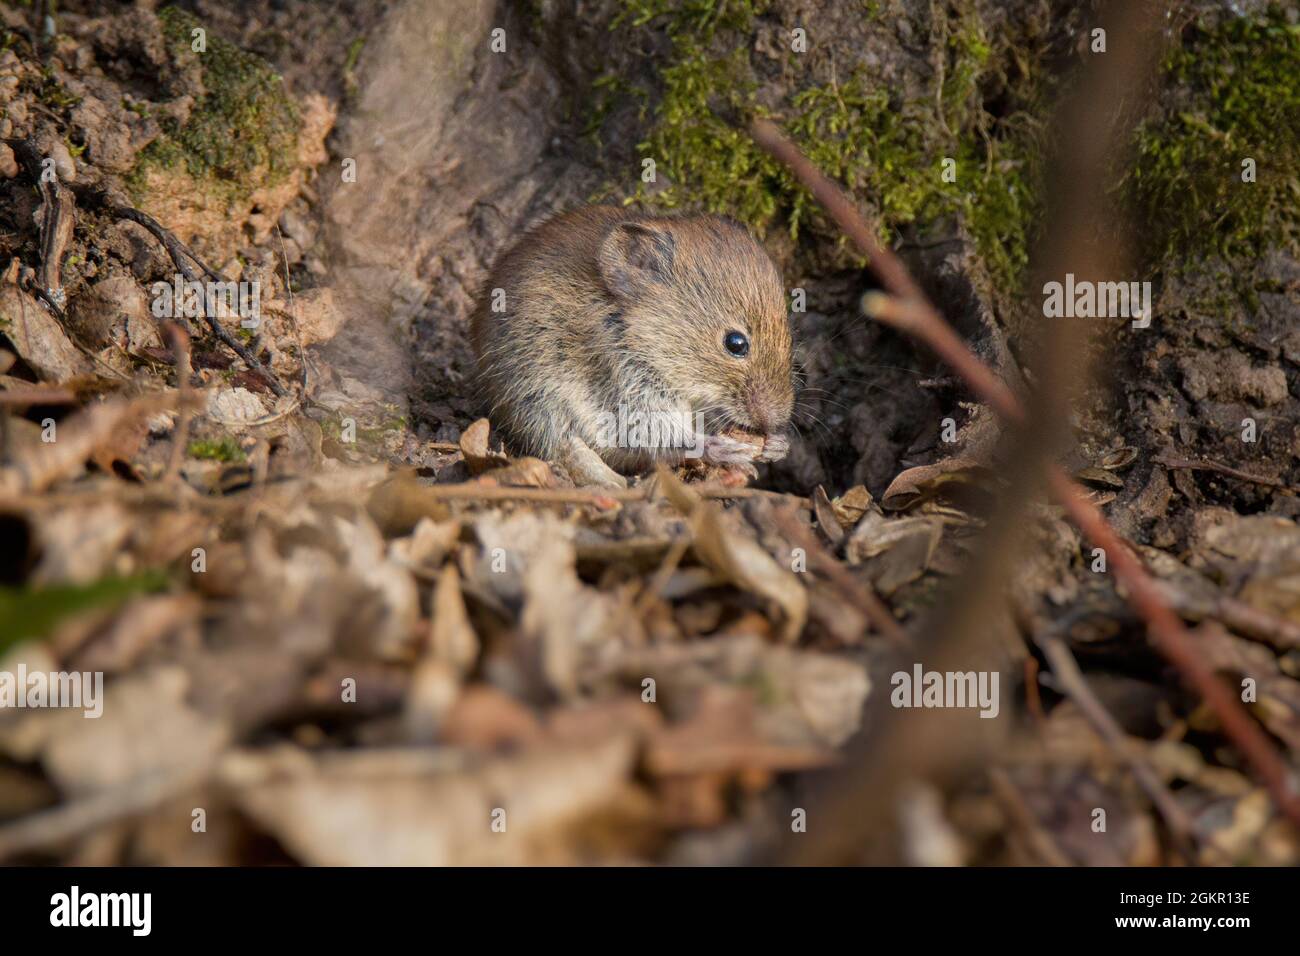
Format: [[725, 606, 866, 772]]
[[0, 666, 228, 796], [225, 736, 638, 865], [811, 485, 845, 547], [659, 469, 807, 643], [881, 457, 987, 512], [429, 564, 478, 674], [831, 485, 874, 527], [493, 457, 557, 488], [1074, 466, 1125, 490], [0, 282, 88, 382], [460, 418, 508, 474], [845, 511, 944, 595], [367, 473, 451, 536]]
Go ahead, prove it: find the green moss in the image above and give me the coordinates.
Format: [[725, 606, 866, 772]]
[[1126, 7, 1300, 263], [612, 0, 768, 33], [36, 67, 82, 111], [940, 8, 992, 129], [632, 43, 780, 225], [785, 77, 936, 243], [188, 436, 246, 462], [0, 572, 170, 652], [959, 136, 1040, 288], [320, 410, 407, 448], [128, 6, 300, 202], [342, 35, 366, 100], [609, 1, 1043, 288]]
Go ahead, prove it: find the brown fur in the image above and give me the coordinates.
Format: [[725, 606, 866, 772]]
[[471, 205, 794, 473]]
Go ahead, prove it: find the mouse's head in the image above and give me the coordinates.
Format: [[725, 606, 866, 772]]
[[596, 213, 794, 437]]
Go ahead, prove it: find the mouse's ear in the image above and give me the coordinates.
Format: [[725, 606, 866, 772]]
[[597, 221, 675, 301]]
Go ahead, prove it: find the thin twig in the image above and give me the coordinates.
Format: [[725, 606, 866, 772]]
[[860, 291, 1025, 424], [767, 500, 910, 647], [109, 205, 225, 284], [394, 480, 789, 506], [1156, 455, 1293, 493], [749, 117, 928, 303], [110, 206, 287, 397], [1036, 628, 1199, 856], [0, 386, 77, 405], [275, 222, 313, 393], [1051, 469, 1300, 821], [987, 767, 1074, 866], [1158, 583, 1300, 653], [162, 322, 192, 483]]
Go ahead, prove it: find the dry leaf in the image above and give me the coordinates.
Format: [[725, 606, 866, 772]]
[[845, 511, 944, 595], [831, 485, 875, 527], [659, 468, 807, 643], [479, 456, 555, 488], [811, 485, 845, 547], [367, 473, 452, 536], [460, 418, 508, 474], [0, 666, 228, 796], [881, 457, 989, 512], [224, 736, 638, 865], [0, 282, 88, 382], [429, 563, 478, 674]]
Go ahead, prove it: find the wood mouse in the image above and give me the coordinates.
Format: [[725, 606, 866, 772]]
[[471, 205, 794, 487]]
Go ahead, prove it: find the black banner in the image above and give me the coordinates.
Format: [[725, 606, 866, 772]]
[[0, 866, 1280, 942]]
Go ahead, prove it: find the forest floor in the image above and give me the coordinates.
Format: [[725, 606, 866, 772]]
[[0, 0, 1298, 866]]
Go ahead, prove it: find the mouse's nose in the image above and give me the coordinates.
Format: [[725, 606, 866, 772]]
[[745, 388, 779, 434]]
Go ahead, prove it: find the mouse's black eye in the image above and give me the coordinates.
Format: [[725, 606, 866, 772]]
[[723, 330, 749, 358]]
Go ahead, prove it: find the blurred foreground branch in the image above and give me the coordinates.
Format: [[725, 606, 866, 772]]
[[751, 0, 1300, 863]]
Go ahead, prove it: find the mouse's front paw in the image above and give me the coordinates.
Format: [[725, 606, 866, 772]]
[[700, 432, 761, 471], [561, 435, 628, 489], [755, 433, 789, 463]]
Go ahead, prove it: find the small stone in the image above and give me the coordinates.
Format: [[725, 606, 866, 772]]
[[206, 388, 269, 428], [50, 141, 76, 183]]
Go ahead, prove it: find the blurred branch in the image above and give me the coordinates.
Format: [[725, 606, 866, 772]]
[[751, 0, 1300, 862]]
